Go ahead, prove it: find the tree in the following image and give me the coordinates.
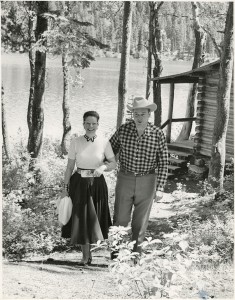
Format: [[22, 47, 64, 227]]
[[177, 2, 207, 141], [42, 2, 108, 154], [61, 46, 72, 156], [199, 2, 228, 57], [146, 1, 164, 127], [208, 2, 233, 192], [60, 2, 72, 155], [117, 1, 133, 128], [27, 1, 48, 159], [26, 1, 37, 134], [2, 84, 11, 159], [132, 2, 149, 57], [1, 1, 37, 140]]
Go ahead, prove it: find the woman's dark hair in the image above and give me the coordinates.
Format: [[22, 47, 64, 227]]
[[83, 111, 100, 122]]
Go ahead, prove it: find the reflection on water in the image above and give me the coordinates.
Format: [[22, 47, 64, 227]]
[[2, 53, 192, 139]]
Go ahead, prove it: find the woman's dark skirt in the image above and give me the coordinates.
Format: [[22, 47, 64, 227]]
[[61, 172, 112, 245]]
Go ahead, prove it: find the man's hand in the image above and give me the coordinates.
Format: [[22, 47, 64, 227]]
[[155, 191, 163, 202]]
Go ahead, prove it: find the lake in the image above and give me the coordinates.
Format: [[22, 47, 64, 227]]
[[2, 53, 192, 140]]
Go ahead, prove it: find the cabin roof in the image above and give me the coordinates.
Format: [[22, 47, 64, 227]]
[[152, 59, 220, 84]]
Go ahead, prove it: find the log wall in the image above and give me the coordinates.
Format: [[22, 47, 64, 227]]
[[194, 68, 234, 160]]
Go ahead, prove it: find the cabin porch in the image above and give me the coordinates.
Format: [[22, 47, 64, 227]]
[[167, 140, 194, 177]]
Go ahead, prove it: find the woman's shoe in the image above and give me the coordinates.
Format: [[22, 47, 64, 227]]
[[79, 256, 92, 266], [87, 257, 92, 265]]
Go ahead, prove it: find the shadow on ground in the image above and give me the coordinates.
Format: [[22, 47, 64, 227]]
[[22, 257, 109, 270]]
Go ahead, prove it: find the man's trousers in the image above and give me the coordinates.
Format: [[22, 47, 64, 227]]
[[113, 171, 157, 252]]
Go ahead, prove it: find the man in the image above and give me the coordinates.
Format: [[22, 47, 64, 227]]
[[110, 96, 168, 253]]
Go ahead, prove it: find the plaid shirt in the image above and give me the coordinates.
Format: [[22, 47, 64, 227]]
[[110, 120, 168, 191]]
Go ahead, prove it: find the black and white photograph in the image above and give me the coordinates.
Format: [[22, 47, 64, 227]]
[[2, 0, 234, 299]]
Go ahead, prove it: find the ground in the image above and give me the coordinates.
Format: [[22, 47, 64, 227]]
[[2, 177, 234, 299]]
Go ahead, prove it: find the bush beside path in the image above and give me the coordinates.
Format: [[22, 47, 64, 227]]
[[3, 186, 234, 299]]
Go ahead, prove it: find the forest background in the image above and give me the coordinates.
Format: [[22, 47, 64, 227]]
[[2, 1, 226, 59]]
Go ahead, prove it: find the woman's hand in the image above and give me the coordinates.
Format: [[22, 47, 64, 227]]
[[93, 165, 107, 177], [60, 189, 69, 198]]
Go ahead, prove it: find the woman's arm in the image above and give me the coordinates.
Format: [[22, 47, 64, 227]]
[[93, 156, 116, 177], [104, 156, 116, 171], [93, 139, 116, 177], [64, 158, 76, 184], [62, 158, 75, 196]]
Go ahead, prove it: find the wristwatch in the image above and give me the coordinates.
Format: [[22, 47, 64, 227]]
[[63, 183, 69, 192]]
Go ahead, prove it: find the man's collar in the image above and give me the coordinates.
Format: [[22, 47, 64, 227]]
[[130, 120, 152, 137]]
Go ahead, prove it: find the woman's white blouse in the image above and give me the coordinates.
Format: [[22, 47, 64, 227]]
[[68, 134, 114, 169]]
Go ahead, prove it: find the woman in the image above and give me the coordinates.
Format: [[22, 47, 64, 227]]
[[61, 111, 116, 265]]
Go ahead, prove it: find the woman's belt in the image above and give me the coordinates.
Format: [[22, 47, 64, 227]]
[[77, 168, 95, 177], [119, 168, 156, 177]]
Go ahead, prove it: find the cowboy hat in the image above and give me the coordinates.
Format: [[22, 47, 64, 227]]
[[127, 96, 157, 112]]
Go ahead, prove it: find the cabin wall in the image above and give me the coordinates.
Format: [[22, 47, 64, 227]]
[[195, 68, 234, 160]]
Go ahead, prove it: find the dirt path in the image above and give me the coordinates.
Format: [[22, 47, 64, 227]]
[[3, 250, 120, 299], [3, 194, 178, 299]]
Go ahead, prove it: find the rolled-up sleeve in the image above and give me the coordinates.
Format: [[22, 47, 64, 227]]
[[156, 130, 168, 191], [104, 140, 115, 160]]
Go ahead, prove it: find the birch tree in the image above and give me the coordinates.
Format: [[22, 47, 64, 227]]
[[177, 1, 207, 141], [60, 2, 71, 155], [209, 2, 233, 192], [2, 84, 11, 159], [146, 1, 164, 127], [27, 1, 48, 159], [26, 1, 36, 133]]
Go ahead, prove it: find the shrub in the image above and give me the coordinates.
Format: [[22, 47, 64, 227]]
[[167, 213, 234, 267], [95, 223, 233, 298], [2, 189, 67, 260], [2, 145, 30, 192], [2, 137, 68, 260], [94, 226, 194, 298]]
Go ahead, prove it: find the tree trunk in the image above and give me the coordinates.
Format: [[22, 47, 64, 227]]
[[209, 2, 233, 192], [145, 7, 153, 99], [177, 2, 207, 141], [151, 1, 164, 127], [28, 50, 35, 133], [61, 51, 71, 155], [137, 28, 143, 52], [27, 1, 36, 135], [171, 11, 176, 52], [117, 1, 133, 128], [27, 1, 48, 158], [60, 2, 71, 155], [1, 84, 11, 159]]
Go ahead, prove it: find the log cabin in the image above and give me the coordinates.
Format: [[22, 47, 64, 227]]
[[152, 60, 234, 177]]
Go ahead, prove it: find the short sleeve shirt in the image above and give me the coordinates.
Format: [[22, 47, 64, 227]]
[[68, 134, 114, 169], [109, 120, 168, 191]]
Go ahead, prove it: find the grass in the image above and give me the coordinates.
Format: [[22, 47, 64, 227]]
[[173, 263, 234, 299]]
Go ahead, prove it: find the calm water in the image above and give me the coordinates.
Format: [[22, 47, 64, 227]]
[[2, 53, 192, 139]]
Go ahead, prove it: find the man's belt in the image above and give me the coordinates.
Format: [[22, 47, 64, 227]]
[[120, 168, 156, 177]]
